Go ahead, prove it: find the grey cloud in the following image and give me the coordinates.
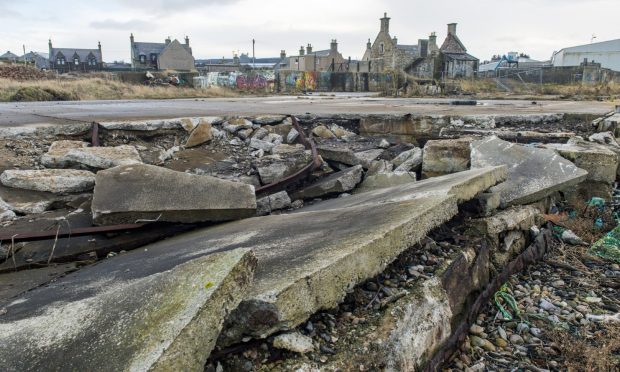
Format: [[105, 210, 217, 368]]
[[91, 19, 150, 31], [113, 0, 241, 15]]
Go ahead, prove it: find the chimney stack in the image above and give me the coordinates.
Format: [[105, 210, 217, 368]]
[[299, 46, 305, 56], [447, 23, 457, 35], [392, 36, 398, 45], [165, 36, 171, 45], [185, 36, 190, 46], [307, 43, 313, 54], [330, 39, 338, 52], [380, 12, 390, 34], [130, 33, 134, 44], [280, 50, 286, 60], [366, 38, 372, 50]]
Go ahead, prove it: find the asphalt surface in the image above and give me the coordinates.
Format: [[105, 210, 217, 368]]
[[0, 95, 614, 128]]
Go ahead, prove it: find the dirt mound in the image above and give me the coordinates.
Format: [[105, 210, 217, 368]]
[[0, 64, 47, 80], [10, 87, 78, 102]]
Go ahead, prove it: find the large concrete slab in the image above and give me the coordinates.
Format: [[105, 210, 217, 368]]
[[92, 164, 257, 225], [545, 138, 618, 184], [0, 248, 256, 371], [86, 166, 504, 347], [471, 136, 588, 207]]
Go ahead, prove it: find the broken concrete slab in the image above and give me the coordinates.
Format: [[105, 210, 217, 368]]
[[312, 125, 336, 139], [99, 118, 186, 131], [250, 138, 276, 153], [354, 149, 384, 169], [317, 146, 361, 166], [256, 155, 311, 185], [354, 171, 417, 194], [180, 117, 223, 132], [422, 138, 472, 178], [439, 128, 575, 143], [470, 136, 588, 207], [0, 264, 78, 302], [40, 140, 89, 168], [185, 122, 213, 148], [253, 115, 286, 125], [257, 191, 292, 215], [545, 138, 618, 184], [0, 248, 257, 371], [367, 160, 394, 176], [391, 148, 420, 168], [292, 165, 363, 199], [65, 145, 142, 170], [394, 148, 423, 172], [92, 164, 256, 225], [204, 166, 502, 344], [0, 169, 96, 194]]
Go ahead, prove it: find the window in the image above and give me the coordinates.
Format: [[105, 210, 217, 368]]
[[139, 54, 146, 63], [57, 58, 65, 65], [380, 43, 385, 54], [74, 58, 79, 65], [150, 54, 157, 62]]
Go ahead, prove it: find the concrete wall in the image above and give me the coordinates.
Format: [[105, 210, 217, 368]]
[[488, 65, 620, 84], [276, 71, 395, 92], [194, 71, 276, 91], [159, 41, 196, 71]]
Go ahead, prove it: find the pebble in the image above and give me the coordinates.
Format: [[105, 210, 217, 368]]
[[470, 336, 496, 352], [509, 334, 524, 345], [530, 327, 542, 337], [498, 326, 507, 340], [469, 324, 484, 336]]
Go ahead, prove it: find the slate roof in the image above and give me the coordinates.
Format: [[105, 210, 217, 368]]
[[0, 51, 19, 60], [396, 44, 418, 54], [51, 48, 102, 62], [440, 33, 467, 54], [443, 52, 479, 61], [133, 41, 191, 57]]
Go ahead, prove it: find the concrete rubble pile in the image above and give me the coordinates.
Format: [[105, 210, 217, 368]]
[[2, 110, 620, 371]]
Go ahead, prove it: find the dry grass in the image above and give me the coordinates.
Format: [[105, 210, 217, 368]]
[[455, 79, 620, 100], [548, 322, 620, 371], [0, 77, 239, 102]]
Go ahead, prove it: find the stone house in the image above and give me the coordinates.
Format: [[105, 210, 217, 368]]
[[283, 40, 346, 72], [130, 34, 195, 71], [439, 23, 479, 78], [20, 52, 50, 70], [363, 14, 478, 80], [48, 40, 103, 73], [0, 51, 19, 62]]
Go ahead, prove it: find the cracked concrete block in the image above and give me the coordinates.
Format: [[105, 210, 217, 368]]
[[422, 138, 472, 178], [317, 146, 361, 166], [0, 248, 257, 371], [545, 137, 618, 184], [292, 165, 363, 199], [471, 136, 588, 207], [40, 140, 89, 168], [0, 169, 96, 194], [354, 171, 417, 194], [92, 164, 256, 225], [185, 122, 213, 147]]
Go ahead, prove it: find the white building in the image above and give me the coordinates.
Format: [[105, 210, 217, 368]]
[[552, 39, 620, 72]]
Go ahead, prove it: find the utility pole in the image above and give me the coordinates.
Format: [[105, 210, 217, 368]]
[[22, 44, 26, 65], [252, 39, 256, 69]]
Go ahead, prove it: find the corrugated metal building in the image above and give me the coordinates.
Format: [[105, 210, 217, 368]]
[[552, 39, 620, 72]]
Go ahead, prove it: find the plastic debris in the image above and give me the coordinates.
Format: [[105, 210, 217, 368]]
[[589, 224, 620, 263]]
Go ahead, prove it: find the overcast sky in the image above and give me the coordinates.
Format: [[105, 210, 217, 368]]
[[1, 0, 617, 63]]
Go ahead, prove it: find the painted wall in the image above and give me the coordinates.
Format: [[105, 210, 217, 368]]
[[194, 71, 275, 91], [277, 71, 395, 93]]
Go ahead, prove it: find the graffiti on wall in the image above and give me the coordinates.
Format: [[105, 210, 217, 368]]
[[194, 71, 275, 90], [283, 71, 318, 90]]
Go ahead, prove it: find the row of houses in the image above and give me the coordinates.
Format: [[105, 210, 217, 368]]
[[2, 13, 619, 79]]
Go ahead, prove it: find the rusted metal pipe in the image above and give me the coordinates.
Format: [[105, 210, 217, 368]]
[[0, 224, 145, 242], [91, 121, 100, 147]]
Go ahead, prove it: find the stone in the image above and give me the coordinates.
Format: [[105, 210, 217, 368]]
[[62, 145, 143, 169], [272, 144, 305, 156], [292, 165, 363, 199], [256, 155, 311, 185], [40, 140, 89, 168], [286, 128, 299, 143], [470, 205, 543, 236], [179, 117, 223, 132], [272, 332, 315, 354], [236, 128, 254, 140], [378, 139, 391, 149], [0, 209, 16, 222], [253, 115, 286, 125], [253, 127, 269, 140], [561, 230, 587, 245], [257, 191, 292, 215], [224, 118, 253, 133], [422, 138, 473, 178], [312, 125, 336, 139], [354, 171, 416, 194], [91, 164, 256, 225], [250, 138, 276, 153], [330, 125, 356, 139], [0, 169, 96, 194], [589, 131, 620, 147], [509, 334, 524, 345], [394, 148, 423, 172], [545, 137, 618, 184], [9, 200, 53, 215], [317, 146, 361, 166], [470, 324, 484, 335], [265, 133, 284, 145], [471, 336, 496, 352], [367, 160, 394, 176], [470, 136, 588, 207], [461, 191, 500, 217], [391, 148, 420, 168], [0, 248, 257, 372], [354, 149, 384, 169], [185, 123, 213, 147]]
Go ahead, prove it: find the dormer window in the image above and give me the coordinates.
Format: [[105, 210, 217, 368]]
[[88, 58, 96, 66], [139, 54, 146, 63], [150, 54, 157, 62], [57, 58, 65, 65], [74, 58, 79, 65]]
